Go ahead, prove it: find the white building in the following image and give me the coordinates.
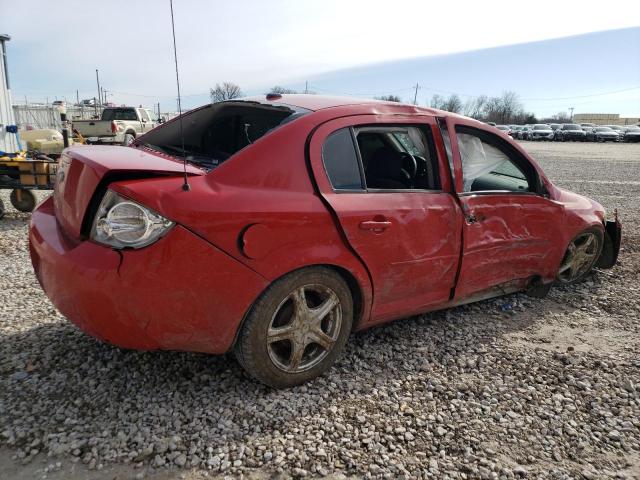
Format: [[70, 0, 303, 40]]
[[0, 34, 18, 154]]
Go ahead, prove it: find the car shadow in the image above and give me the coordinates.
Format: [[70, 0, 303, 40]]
[[0, 288, 583, 464]]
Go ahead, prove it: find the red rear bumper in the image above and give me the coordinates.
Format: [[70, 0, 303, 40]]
[[29, 197, 268, 354]]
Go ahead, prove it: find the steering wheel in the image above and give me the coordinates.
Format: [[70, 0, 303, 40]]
[[398, 152, 418, 180]]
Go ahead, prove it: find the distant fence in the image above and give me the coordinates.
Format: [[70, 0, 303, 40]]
[[13, 104, 102, 130], [12, 104, 178, 130]]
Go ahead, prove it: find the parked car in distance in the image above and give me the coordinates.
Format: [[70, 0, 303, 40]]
[[29, 95, 621, 388], [549, 123, 562, 132], [605, 125, 626, 141], [529, 124, 554, 141], [586, 126, 620, 142], [73, 107, 157, 145], [518, 125, 532, 140], [508, 125, 522, 138], [555, 124, 586, 142], [622, 125, 640, 142], [495, 125, 511, 135]]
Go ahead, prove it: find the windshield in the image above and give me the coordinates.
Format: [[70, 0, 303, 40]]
[[595, 127, 613, 132], [533, 125, 550, 130], [137, 101, 310, 170], [563, 124, 581, 130], [102, 108, 138, 121]]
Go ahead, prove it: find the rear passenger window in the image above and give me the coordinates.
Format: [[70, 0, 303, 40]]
[[355, 126, 440, 190], [322, 129, 364, 190]]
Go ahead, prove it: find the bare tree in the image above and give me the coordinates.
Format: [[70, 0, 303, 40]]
[[210, 82, 243, 102], [430, 94, 445, 110], [549, 111, 571, 123], [374, 95, 401, 102], [463, 95, 488, 119], [267, 86, 297, 95], [442, 94, 463, 114], [430, 94, 462, 113]]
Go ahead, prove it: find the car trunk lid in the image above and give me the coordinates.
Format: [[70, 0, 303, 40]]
[[54, 145, 204, 239]]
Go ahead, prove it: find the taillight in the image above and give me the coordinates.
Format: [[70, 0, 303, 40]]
[[111, 121, 117, 134]]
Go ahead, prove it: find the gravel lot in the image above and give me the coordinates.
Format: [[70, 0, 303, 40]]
[[1, 141, 639, 480]]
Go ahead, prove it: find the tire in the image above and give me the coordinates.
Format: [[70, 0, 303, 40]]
[[0, 198, 5, 219], [123, 133, 135, 146], [10, 188, 37, 213], [235, 267, 353, 388], [556, 228, 603, 285]]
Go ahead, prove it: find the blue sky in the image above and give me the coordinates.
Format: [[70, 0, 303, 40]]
[[1, 0, 639, 117]]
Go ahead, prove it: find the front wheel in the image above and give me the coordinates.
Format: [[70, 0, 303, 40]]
[[556, 229, 603, 284], [235, 267, 353, 388]]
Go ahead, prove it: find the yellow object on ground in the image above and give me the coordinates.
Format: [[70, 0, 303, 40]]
[[19, 129, 73, 155]]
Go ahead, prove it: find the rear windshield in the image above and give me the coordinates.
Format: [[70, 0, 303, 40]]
[[102, 108, 138, 121], [138, 101, 309, 170]]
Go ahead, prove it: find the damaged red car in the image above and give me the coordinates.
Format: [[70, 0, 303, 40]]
[[29, 95, 621, 388]]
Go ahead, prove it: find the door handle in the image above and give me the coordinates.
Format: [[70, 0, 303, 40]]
[[359, 220, 392, 231]]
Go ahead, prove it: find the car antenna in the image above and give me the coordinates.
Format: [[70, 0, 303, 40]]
[[169, 0, 189, 191]]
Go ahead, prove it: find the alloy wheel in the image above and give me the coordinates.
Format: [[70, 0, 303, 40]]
[[557, 232, 600, 283], [267, 284, 342, 373]]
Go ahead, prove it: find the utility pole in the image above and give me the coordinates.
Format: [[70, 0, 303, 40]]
[[413, 83, 420, 105], [95, 69, 102, 107], [304, 81, 308, 94], [76, 89, 80, 106], [569, 107, 574, 121]]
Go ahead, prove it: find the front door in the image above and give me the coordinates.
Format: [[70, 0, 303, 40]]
[[309, 115, 463, 324], [445, 119, 565, 299]]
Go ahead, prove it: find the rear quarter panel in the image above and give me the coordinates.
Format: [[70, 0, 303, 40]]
[[112, 111, 374, 328]]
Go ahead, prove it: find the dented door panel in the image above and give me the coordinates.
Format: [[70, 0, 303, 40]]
[[454, 193, 565, 299], [309, 115, 463, 325]]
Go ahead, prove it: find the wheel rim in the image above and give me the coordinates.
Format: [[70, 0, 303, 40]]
[[267, 284, 342, 373], [557, 232, 600, 283]]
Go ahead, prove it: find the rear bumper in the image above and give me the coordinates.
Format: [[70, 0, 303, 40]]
[[84, 134, 124, 144], [29, 197, 268, 354]]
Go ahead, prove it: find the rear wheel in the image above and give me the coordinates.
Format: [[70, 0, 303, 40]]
[[123, 133, 135, 146], [235, 267, 353, 388], [557, 229, 603, 284], [10, 188, 37, 213]]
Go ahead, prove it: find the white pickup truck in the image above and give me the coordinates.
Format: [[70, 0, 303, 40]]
[[73, 107, 157, 145]]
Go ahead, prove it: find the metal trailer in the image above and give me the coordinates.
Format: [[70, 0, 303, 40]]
[[0, 153, 57, 218]]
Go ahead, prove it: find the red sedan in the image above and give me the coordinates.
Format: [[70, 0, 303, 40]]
[[29, 95, 621, 388]]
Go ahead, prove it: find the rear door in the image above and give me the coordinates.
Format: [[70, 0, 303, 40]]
[[443, 117, 565, 299], [309, 115, 463, 324]]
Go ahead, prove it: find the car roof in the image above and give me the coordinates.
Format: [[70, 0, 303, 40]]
[[243, 94, 444, 116]]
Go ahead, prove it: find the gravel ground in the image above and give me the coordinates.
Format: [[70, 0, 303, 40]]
[[1, 141, 639, 480]]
